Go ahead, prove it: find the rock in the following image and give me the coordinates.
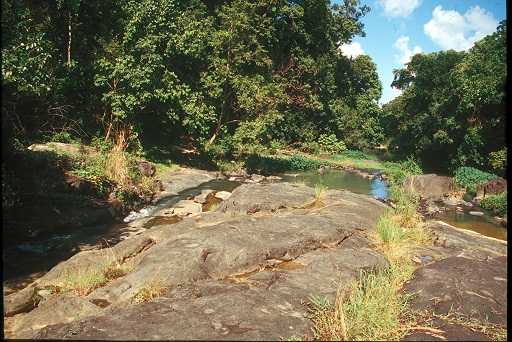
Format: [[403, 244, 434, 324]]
[[4, 183, 388, 339], [283, 173, 300, 178], [442, 198, 464, 206], [154, 169, 217, 201], [403, 256, 507, 327], [468, 211, 485, 216], [215, 183, 316, 215], [134, 158, 156, 177], [63, 171, 98, 196], [194, 189, 215, 204], [171, 200, 202, 217], [250, 174, 266, 183], [214, 191, 232, 201], [403, 174, 453, 200], [476, 178, 507, 198], [4, 178, 507, 341], [224, 168, 249, 178], [402, 220, 507, 341], [266, 175, 282, 181], [411, 255, 434, 265], [317, 166, 330, 175]]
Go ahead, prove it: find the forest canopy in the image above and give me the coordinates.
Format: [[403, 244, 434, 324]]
[[2, 0, 507, 176]]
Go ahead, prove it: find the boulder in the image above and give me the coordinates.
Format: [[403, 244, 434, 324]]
[[403, 174, 453, 200], [224, 168, 249, 178], [476, 178, 507, 198], [250, 174, 266, 183], [134, 159, 156, 177], [63, 171, 97, 196]]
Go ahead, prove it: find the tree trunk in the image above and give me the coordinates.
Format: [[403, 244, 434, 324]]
[[67, 12, 72, 65]]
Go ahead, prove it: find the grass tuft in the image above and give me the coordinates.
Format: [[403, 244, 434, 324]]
[[308, 184, 435, 340], [133, 273, 167, 304]]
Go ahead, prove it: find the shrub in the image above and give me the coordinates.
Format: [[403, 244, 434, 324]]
[[479, 192, 507, 217], [301, 141, 322, 155], [339, 150, 379, 161], [245, 154, 327, 174], [488, 148, 507, 178], [318, 134, 346, 155], [383, 156, 423, 187], [453, 166, 498, 196]]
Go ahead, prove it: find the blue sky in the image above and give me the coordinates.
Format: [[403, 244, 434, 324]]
[[336, 0, 507, 105]]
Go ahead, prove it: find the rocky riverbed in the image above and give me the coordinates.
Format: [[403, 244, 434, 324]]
[[3, 169, 507, 340]]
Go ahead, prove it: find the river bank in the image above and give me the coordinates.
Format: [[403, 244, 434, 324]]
[[3, 174, 507, 340]]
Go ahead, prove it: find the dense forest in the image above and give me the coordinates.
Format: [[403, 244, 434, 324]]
[[2, 0, 507, 178]]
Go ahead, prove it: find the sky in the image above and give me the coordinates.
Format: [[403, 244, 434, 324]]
[[336, 0, 507, 106]]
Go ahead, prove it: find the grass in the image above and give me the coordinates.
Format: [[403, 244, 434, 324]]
[[307, 185, 436, 341], [308, 269, 414, 341], [406, 307, 508, 341], [133, 272, 167, 303], [314, 180, 329, 199], [59, 242, 134, 297]]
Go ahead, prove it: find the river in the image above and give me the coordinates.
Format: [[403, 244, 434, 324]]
[[3, 168, 506, 289]]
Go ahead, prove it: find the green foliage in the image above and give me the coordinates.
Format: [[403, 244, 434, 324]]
[[383, 156, 423, 187], [383, 21, 506, 172], [317, 134, 346, 155], [301, 141, 322, 155], [45, 131, 77, 144], [479, 192, 507, 217], [488, 147, 507, 178], [453, 166, 498, 196], [245, 154, 327, 174]]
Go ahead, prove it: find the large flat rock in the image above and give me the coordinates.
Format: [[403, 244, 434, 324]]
[[4, 183, 387, 339], [4, 182, 507, 341]]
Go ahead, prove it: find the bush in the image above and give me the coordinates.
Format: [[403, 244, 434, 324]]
[[245, 154, 327, 174], [301, 141, 322, 155], [453, 167, 498, 196], [318, 134, 346, 155], [479, 192, 507, 217], [383, 156, 423, 187], [339, 150, 379, 161], [488, 148, 507, 178]]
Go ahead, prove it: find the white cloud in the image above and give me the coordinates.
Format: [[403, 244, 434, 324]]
[[393, 36, 422, 65], [340, 42, 364, 58], [424, 5, 498, 51], [379, 0, 422, 18]]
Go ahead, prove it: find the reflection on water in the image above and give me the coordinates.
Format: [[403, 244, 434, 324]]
[[280, 168, 506, 242], [280, 169, 388, 199], [435, 209, 507, 241]]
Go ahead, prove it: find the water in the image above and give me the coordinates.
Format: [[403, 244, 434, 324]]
[[279, 168, 505, 241], [4, 168, 505, 284], [279, 169, 389, 199], [435, 207, 507, 241]]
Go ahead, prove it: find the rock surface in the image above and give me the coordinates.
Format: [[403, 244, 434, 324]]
[[3, 175, 507, 340], [4, 183, 388, 339], [476, 177, 507, 198], [403, 174, 453, 200]]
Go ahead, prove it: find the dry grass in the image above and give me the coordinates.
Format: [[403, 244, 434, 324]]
[[308, 186, 435, 341], [60, 242, 134, 297], [133, 273, 167, 304]]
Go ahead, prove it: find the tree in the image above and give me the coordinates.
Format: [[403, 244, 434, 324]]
[[382, 20, 507, 174], [452, 20, 507, 171]]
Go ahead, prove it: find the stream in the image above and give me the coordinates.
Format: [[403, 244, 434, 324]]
[[3, 168, 506, 288]]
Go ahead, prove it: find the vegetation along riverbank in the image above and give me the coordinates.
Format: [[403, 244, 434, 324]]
[[2, 1, 506, 340]]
